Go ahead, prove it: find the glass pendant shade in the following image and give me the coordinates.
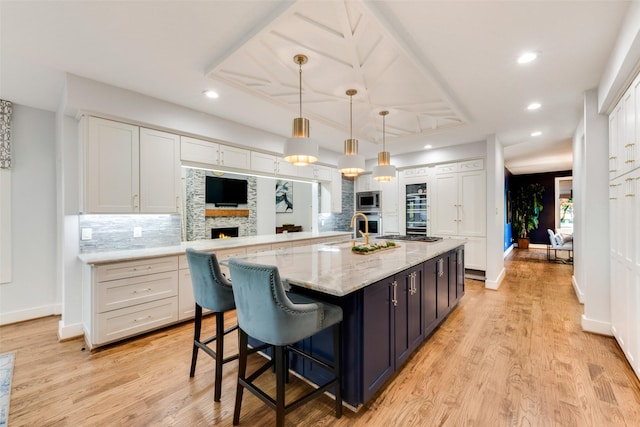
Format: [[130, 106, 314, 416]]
[[372, 111, 396, 182], [283, 54, 317, 166]]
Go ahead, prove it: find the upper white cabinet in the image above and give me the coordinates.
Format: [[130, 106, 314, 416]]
[[320, 168, 342, 213], [84, 117, 180, 214], [356, 174, 380, 192], [250, 151, 278, 174], [180, 136, 250, 170], [139, 128, 181, 213]]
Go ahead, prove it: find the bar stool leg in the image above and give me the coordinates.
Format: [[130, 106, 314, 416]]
[[275, 345, 286, 427], [190, 304, 203, 377], [333, 322, 342, 419], [214, 311, 225, 402], [233, 329, 248, 426]]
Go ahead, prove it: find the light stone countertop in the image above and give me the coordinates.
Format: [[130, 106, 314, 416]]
[[225, 237, 467, 297], [78, 231, 352, 264]]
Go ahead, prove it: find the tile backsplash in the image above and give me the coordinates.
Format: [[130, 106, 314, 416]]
[[79, 214, 181, 253]]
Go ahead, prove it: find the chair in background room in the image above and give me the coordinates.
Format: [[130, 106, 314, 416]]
[[185, 248, 238, 402], [228, 258, 343, 427], [547, 229, 573, 263]]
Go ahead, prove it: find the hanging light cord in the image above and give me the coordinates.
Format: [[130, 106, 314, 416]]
[[382, 113, 386, 151], [298, 60, 303, 118], [349, 93, 353, 139]]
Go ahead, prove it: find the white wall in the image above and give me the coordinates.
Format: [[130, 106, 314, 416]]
[[572, 118, 586, 304], [0, 105, 58, 324], [579, 90, 611, 335], [485, 135, 505, 289]]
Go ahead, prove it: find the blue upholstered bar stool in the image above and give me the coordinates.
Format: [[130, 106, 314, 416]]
[[185, 248, 238, 402], [228, 258, 343, 427]]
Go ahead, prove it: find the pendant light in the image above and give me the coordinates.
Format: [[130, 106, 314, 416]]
[[372, 110, 396, 182], [337, 89, 365, 177], [283, 54, 319, 166]]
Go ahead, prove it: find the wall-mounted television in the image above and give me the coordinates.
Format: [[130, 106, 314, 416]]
[[206, 176, 248, 207]]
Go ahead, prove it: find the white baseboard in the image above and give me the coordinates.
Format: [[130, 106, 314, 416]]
[[504, 245, 514, 257], [581, 314, 612, 336], [572, 275, 585, 304], [58, 319, 84, 340], [485, 267, 506, 290], [0, 304, 57, 326]]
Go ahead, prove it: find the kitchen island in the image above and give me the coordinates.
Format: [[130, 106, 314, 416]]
[[228, 237, 466, 408]]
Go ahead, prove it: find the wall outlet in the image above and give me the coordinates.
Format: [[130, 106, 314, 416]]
[[133, 227, 142, 238], [81, 228, 92, 241]]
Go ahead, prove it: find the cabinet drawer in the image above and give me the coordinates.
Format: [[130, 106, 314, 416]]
[[246, 244, 273, 254], [96, 297, 178, 344], [97, 270, 178, 313], [458, 159, 484, 172], [97, 256, 178, 282]]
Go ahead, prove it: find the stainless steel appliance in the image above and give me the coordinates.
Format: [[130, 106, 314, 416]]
[[356, 191, 380, 211], [355, 211, 381, 237], [405, 183, 427, 235]]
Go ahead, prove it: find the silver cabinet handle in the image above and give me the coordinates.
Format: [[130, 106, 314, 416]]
[[438, 258, 444, 277], [392, 280, 398, 306]]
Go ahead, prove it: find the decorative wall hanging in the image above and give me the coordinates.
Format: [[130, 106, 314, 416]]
[[275, 180, 293, 213]]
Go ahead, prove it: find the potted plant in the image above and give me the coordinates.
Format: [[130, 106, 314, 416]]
[[512, 183, 545, 249]]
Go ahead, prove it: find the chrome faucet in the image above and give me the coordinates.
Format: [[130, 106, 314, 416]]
[[350, 212, 369, 246]]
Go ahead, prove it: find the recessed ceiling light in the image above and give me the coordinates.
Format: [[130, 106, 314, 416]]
[[203, 90, 219, 99], [527, 102, 541, 110], [531, 131, 542, 137], [424, 144, 433, 149], [518, 52, 538, 64]]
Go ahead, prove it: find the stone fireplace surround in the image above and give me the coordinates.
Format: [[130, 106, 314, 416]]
[[185, 169, 257, 241]]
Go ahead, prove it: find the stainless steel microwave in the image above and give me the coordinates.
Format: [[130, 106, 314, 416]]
[[356, 191, 380, 211]]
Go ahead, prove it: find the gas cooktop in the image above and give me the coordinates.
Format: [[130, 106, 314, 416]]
[[377, 235, 443, 242]]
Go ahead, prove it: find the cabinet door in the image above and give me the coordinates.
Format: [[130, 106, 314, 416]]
[[463, 237, 486, 271], [180, 136, 219, 166], [251, 151, 277, 174], [423, 258, 438, 335], [407, 267, 424, 353], [86, 117, 140, 213], [394, 273, 410, 368], [362, 278, 394, 403], [331, 168, 343, 213], [276, 157, 299, 178], [139, 128, 181, 213], [178, 268, 195, 320], [458, 170, 486, 236], [433, 174, 458, 235], [448, 251, 459, 308], [219, 145, 250, 169], [436, 256, 449, 319], [456, 247, 465, 299]]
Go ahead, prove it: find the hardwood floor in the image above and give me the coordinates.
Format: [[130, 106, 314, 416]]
[[2, 248, 640, 426]]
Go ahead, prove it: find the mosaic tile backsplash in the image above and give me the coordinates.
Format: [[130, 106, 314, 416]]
[[79, 214, 181, 253]]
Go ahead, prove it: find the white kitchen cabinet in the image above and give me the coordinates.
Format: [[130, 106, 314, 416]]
[[356, 174, 380, 192], [321, 168, 342, 213], [84, 117, 180, 214], [609, 73, 640, 381], [379, 178, 399, 233], [85, 117, 140, 213], [181, 136, 250, 171], [432, 161, 486, 271], [251, 151, 277, 174], [139, 128, 181, 213], [86, 256, 179, 348]]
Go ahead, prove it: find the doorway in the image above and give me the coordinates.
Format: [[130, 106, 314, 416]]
[[554, 177, 573, 234]]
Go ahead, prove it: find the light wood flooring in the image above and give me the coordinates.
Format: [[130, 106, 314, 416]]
[[2, 249, 640, 426]]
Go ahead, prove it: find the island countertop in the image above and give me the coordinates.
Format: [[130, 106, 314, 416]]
[[78, 231, 352, 264], [226, 237, 467, 297]]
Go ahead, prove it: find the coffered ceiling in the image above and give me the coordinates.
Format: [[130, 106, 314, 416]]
[[0, 0, 631, 174], [206, 0, 466, 143]]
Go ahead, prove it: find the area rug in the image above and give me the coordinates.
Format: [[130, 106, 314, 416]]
[[0, 352, 15, 427]]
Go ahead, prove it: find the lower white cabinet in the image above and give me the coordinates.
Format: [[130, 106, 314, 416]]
[[88, 256, 179, 348], [83, 234, 351, 348]]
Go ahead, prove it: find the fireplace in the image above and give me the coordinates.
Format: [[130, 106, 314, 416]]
[[212, 227, 239, 239]]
